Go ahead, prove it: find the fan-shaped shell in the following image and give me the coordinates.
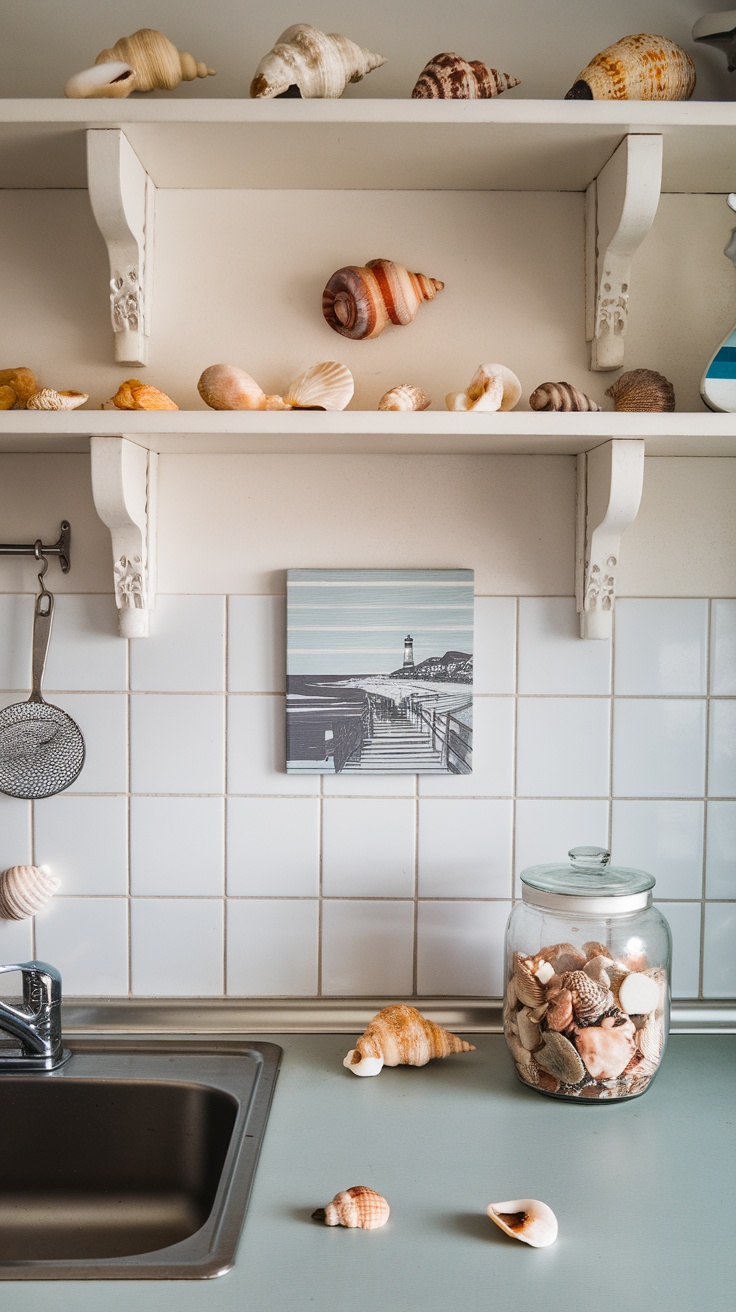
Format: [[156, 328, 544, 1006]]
[[378, 384, 431, 411], [411, 52, 520, 98], [529, 381, 601, 412], [606, 368, 675, 412], [513, 954, 546, 1008], [64, 61, 137, 99], [312, 1187, 390, 1229], [322, 259, 444, 340], [343, 1004, 476, 1076], [565, 34, 695, 101], [283, 361, 354, 410], [95, 29, 215, 93], [250, 24, 385, 99], [0, 865, 60, 920], [487, 1199, 558, 1248], [26, 389, 88, 411], [111, 379, 178, 411], [446, 363, 521, 412]]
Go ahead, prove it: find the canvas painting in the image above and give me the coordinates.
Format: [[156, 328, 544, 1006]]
[[286, 569, 473, 774]]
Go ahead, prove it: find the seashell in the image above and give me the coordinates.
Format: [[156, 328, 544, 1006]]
[[0, 864, 60, 921], [562, 970, 610, 1024], [583, 955, 613, 989], [411, 52, 520, 99], [506, 1033, 540, 1085], [94, 29, 215, 94], [535, 1030, 585, 1085], [546, 988, 574, 1033], [343, 1004, 476, 1077], [565, 34, 696, 101], [638, 1015, 665, 1064], [251, 25, 384, 100], [323, 260, 444, 340], [378, 384, 431, 412], [0, 367, 38, 408], [505, 976, 517, 1010], [527, 1001, 548, 1024], [545, 972, 562, 1000], [64, 61, 137, 99], [312, 1186, 389, 1229], [513, 954, 545, 1008], [110, 379, 178, 411], [0, 385, 17, 410], [600, 1013, 636, 1042], [529, 381, 601, 412], [26, 389, 88, 411], [536, 1068, 560, 1094], [541, 942, 586, 974], [532, 957, 555, 986], [198, 364, 279, 411], [605, 367, 675, 412], [582, 940, 610, 961], [618, 970, 661, 1016], [575, 1024, 637, 1080], [446, 363, 521, 413], [282, 361, 354, 411], [487, 1199, 558, 1248], [516, 1007, 542, 1052]]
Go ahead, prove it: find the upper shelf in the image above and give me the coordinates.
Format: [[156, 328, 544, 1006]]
[[2, 100, 736, 191]]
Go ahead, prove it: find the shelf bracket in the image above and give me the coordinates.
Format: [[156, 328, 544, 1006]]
[[90, 436, 158, 638], [87, 129, 155, 366], [576, 439, 645, 640], [585, 134, 662, 371]]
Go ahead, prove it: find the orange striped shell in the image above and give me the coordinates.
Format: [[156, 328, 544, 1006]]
[[313, 1186, 390, 1229]]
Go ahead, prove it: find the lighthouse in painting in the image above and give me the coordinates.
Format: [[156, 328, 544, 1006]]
[[402, 634, 415, 670]]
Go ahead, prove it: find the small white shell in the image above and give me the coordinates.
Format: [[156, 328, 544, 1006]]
[[343, 1049, 384, 1077], [446, 364, 521, 412], [26, 389, 89, 411], [378, 384, 431, 411], [487, 1199, 558, 1248], [618, 971, 661, 1015], [283, 361, 354, 411], [0, 865, 60, 921], [64, 61, 137, 99]]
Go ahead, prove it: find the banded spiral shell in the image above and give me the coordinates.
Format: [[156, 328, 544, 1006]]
[[110, 379, 178, 411], [411, 52, 520, 99], [26, 389, 88, 411], [312, 1187, 390, 1229], [63, 61, 137, 99], [565, 33, 695, 101], [0, 865, 60, 921], [561, 969, 610, 1024], [378, 384, 431, 411], [605, 368, 675, 412], [529, 381, 601, 412], [343, 1004, 476, 1077], [197, 362, 354, 412], [250, 24, 385, 99], [446, 363, 521, 412], [96, 29, 215, 92], [487, 1199, 558, 1248], [322, 260, 444, 340]]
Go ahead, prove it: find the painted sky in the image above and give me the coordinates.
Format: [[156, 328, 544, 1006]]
[[287, 569, 474, 676]]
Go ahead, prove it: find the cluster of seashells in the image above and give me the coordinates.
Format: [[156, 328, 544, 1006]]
[[505, 941, 667, 1100], [0, 367, 87, 411], [311, 1184, 558, 1247]]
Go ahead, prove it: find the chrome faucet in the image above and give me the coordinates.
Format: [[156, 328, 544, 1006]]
[[0, 961, 70, 1071]]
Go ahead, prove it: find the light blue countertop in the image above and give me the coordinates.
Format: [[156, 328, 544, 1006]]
[[2, 1032, 734, 1310]]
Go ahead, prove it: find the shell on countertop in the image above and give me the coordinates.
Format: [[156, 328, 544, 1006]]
[[64, 61, 137, 99], [605, 368, 675, 412], [487, 1199, 558, 1248], [343, 1003, 476, 1077], [561, 969, 610, 1024], [110, 379, 178, 411], [282, 361, 354, 411], [0, 367, 39, 408], [26, 388, 88, 411], [529, 381, 601, 412], [95, 29, 215, 92], [250, 23, 385, 99], [411, 52, 520, 99], [322, 259, 444, 340], [312, 1187, 390, 1229], [565, 33, 696, 101], [378, 384, 431, 412], [0, 865, 61, 921], [446, 363, 521, 413]]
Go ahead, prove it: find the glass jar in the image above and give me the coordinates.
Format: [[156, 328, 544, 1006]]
[[503, 846, 672, 1102]]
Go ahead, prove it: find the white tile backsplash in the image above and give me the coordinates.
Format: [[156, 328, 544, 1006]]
[[0, 796, 31, 867], [61, 694, 128, 794], [227, 900, 318, 995], [705, 801, 736, 899], [322, 798, 415, 898], [131, 595, 225, 693], [615, 599, 708, 696], [416, 900, 510, 995], [659, 901, 701, 997], [0, 916, 33, 965], [227, 695, 315, 795], [711, 600, 736, 695], [34, 795, 128, 894], [702, 903, 736, 998], [611, 800, 704, 899], [418, 697, 514, 797], [43, 595, 127, 693], [473, 597, 516, 694], [131, 694, 224, 793], [321, 900, 414, 996], [708, 700, 736, 796], [514, 798, 610, 890], [517, 697, 610, 797], [130, 898, 224, 995], [518, 597, 611, 695], [35, 898, 128, 995], [0, 594, 34, 690], [227, 797, 319, 896], [418, 798, 513, 898], [130, 796, 224, 895], [613, 699, 707, 798], [228, 596, 285, 693]]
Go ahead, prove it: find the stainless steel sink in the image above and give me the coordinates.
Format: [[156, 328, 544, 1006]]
[[0, 1038, 281, 1280]]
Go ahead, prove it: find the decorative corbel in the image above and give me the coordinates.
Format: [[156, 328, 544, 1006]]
[[585, 134, 663, 370], [576, 439, 645, 640], [90, 436, 158, 638]]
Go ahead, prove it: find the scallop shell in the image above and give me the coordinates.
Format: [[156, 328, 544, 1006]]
[[529, 381, 601, 412], [0, 865, 60, 921], [575, 1024, 637, 1080], [565, 34, 695, 101], [251, 24, 385, 99], [411, 53, 520, 99], [283, 361, 354, 411], [312, 1186, 389, 1229], [0, 367, 38, 407], [26, 388, 88, 411], [535, 1030, 585, 1084], [561, 969, 610, 1024], [343, 1004, 476, 1077], [605, 368, 675, 412], [322, 259, 444, 340], [94, 29, 215, 93], [378, 384, 431, 412], [110, 379, 178, 411], [64, 61, 137, 99], [487, 1199, 558, 1248], [513, 954, 546, 1008], [446, 363, 521, 413]]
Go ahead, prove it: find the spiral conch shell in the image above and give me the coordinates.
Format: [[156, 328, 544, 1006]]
[[198, 362, 354, 411], [63, 61, 137, 99], [26, 389, 88, 411], [0, 865, 60, 921], [323, 260, 444, 340], [344, 1004, 476, 1077], [378, 384, 431, 411], [487, 1199, 558, 1248], [605, 368, 675, 412], [565, 34, 695, 101], [109, 379, 178, 411], [100, 29, 214, 92], [529, 381, 601, 412], [250, 24, 385, 99], [312, 1187, 390, 1229], [412, 52, 520, 98], [446, 364, 522, 412]]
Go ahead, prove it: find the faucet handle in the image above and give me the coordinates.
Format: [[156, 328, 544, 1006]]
[[0, 961, 62, 1014]]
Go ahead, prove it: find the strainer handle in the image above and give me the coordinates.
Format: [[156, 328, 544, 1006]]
[[30, 591, 54, 703]]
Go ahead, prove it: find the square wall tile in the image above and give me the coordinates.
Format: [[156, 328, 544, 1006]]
[[0, 796, 31, 867], [227, 798, 318, 896], [43, 595, 127, 692], [514, 799, 610, 891], [419, 698, 514, 798], [613, 700, 706, 798], [323, 798, 415, 897], [131, 695, 224, 794], [615, 599, 708, 695], [473, 598, 516, 694], [227, 695, 315, 795], [34, 795, 127, 894], [34, 898, 128, 995], [323, 771, 415, 797], [705, 802, 736, 898], [227, 900, 318, 995], [417, 901, 510, 995], [659, 902, 701, 998], [711, 600, 736, 695], [0, 918, 33, 975], [131, 899, 223, 995], [517, 698, 610, 797], [130, 596, 225, 692], [321, 900, 414, 996], [702, 903, 736, 998], [0, 594, 34, 689], [418, 799, 512, 898], [61, 694, 127, 794], [131, 797, 224, 895], [708, 700, 736, 796], [518, 597, 611, 694], [611, 800, 704, 899], [228, 596, 285, 693]]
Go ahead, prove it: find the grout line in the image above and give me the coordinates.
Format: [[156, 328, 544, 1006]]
[[412, 773, 419, 996], [608, 604, 616, 853], [699, 599, 713, 999], [223, 596, 229, 994], [317, 773, 324, 996], [510, 596, 519, 901]]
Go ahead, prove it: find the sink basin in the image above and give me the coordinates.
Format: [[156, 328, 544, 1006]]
[[0, 1038, 281, 1279]]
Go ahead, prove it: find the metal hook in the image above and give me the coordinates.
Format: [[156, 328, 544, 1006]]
[[34, 540, 50, 596]]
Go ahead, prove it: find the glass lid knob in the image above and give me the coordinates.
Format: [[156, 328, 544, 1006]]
[[568, 846, 611, 874]]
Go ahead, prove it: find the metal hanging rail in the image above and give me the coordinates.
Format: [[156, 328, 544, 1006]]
[[0, 521, 71, 573]]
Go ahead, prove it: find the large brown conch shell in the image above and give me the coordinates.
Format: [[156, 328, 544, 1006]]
[[487, 1199, 558, 1248], [0, 865, 60, 920], [312, 1187, 390, 1229], [109, 379, 178, 410], [529, 381, 601, 412], [323, 260, 444, 340], [198, 362, 354, 411], [0, 367, 39, 408], [605, 368, 675, 412], [250, 24, 385, 99], [343, 1004, 476, 1077], [411, 52, 520, 98], [565, 34, 695, 101], [95, 28, 215, 93]]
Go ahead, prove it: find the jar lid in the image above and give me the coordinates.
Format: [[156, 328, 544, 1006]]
[[521, 846, 655, 900]]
